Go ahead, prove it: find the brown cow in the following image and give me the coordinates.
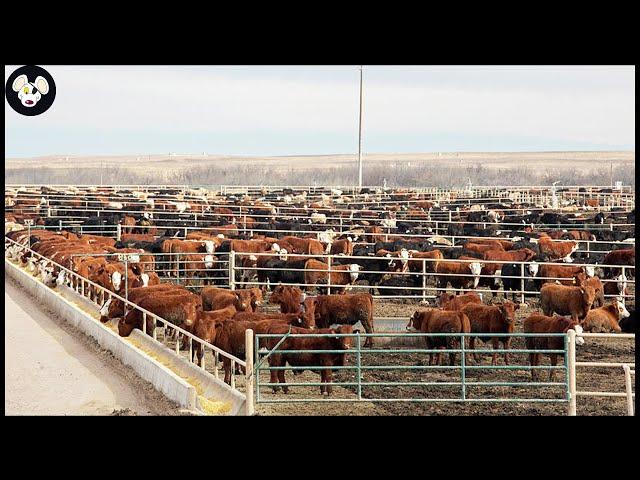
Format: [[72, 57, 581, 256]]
[[532, 263, 591, 287], [483, 248, 536, 263], [201, 286, 255, 312], [330, 238, 354, 256], [231, 311, 310, 327], [602, 248, 635, 278], [313, 293, 374, 346], [435, 259, 484, 290], [303, 259, 361, 294], [524, 314, 584, 380], [582, 300, 629, 333], [191, 305, 237, 366], [407, 308, 471, 365], [461, 301, 520, 365], [407, 249, 443, 274], [118, 290, 201, 337], [465, 242, 503, 255], [537, 235, 579, 262], [582, 276, 605, 307], [269, 285, 305, 313], [540, 283, 596, 322], [263, 324, 354, 395], [279, 236, 325, 255], [438, 291, 483, 311], [99, 283, 185, 322]]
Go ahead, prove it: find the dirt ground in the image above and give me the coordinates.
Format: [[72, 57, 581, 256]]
[[246, 290, 635, 416], [4, 275, 184, 416]]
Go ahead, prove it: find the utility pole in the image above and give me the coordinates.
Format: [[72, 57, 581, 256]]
[[357, 65, 364, 188], [610, 161, 613, 188]]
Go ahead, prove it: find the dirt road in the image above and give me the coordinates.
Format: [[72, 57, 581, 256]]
[[4, 276, 182, 416]]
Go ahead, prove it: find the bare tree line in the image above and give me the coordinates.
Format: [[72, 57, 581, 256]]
[[5, 161, 635, 188]]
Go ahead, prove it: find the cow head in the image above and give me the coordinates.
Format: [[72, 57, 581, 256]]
[[616, 274, 628, 294], [299, 298, 317, 328], [331, 325, 353, 352], [349, 264, 361, 283], [437, 292, 455, 308], [499, 301, 519, 325], [56, 270, 67, 287], [407, 310, 428, 331], [579, 286, 596, 311], [615, 299, 630, 319], [528, 262, 539, 277], [278, 249, 288, 261], [203, 254, 215, 269], [111, 270, 122, 291], [468, 262, 483, 288], [100, 297, 112, 323], [584, 265, 595, 277]]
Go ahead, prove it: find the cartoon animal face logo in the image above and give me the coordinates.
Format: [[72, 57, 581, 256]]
[[6, 66, 56, 116], [12, 74, 50, 108]]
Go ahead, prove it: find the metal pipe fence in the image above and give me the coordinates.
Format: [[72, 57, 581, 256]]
[[231, 251, 635, 303], [567, 331, 636, 416], [4, 237, 247, 393], [253, 331, 571, 405], [16, 223, 636, 262]]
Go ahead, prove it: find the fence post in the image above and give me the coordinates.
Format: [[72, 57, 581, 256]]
[[460, 332, 466, 400], [422, 259, 427, 303], [520, 262, 525, 304], [567, 329, 577, 416], [356, 331, 362, 400], [27, 224, 31, 249], [124, 257, 128, 304], [623, 364, 634, 416], [229, 250, 236, 290], [245, 329, 255, 416], [327, 255, 332, 295], [116, 223, 122, 242]]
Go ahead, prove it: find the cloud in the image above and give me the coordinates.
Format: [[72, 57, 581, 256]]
[[4, 65, 635, 155]]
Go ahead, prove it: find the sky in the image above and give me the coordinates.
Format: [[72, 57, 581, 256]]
[[4, 65, 635, 157]]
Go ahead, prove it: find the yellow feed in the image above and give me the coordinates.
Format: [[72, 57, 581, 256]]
[[198, 396, 231, 415]]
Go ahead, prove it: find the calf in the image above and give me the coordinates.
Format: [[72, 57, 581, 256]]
[[201, 286, 254, 312], [582, 300, 629, 333], [461, 301, 519, 365], [191, 305, 237, 366], [406, 308, 471, 365], [263, 324, 353, 395], [582, 276, 605, 308], [540, 283, 596, 322], [268, 284, 305, 313], [313, 293, 375, 346], [438, 291, 482, 311], [524, 314, 584, 380]]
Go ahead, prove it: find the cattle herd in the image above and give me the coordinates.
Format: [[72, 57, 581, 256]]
[[4, 184, 636, 402]]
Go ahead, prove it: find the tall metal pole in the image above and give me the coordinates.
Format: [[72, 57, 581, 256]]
[[357, 65, 364, 188]]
